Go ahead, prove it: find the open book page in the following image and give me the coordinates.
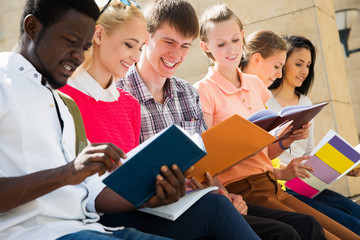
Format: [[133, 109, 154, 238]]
[[247, 109, 278, 122], [285, 129, 360, 198], [268, 120, 293, 139], [138, 186, 218, 221], [279, 103, 326, 116], [248, 102, 328, 133]]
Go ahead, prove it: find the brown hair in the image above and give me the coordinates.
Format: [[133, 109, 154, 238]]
[[82, 0, 144, 70], [240, 30, 287, 70], [144, 0, 199, 39], [199, 4, 244, 61]]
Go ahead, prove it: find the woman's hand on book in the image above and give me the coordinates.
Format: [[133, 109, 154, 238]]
[[280, 123, 311, 151], [289, 122, 311, 141], [274, 156, 313, 181]]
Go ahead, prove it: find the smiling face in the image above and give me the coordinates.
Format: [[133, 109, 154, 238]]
[[32, 9, 95, 89], [201, 18, 244, 72], [143, 21, 193, 80], [94, 16, 146, 78], [283, 47, 312, 88], [254, 51, 286, 87]]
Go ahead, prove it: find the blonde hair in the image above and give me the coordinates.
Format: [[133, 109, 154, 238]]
[[199, 4, 244, 61], [82, 0, 145, 70], [240, 30, 287, 70]]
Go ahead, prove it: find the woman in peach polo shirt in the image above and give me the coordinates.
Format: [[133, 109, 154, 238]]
[[194, 4, 360, 240]]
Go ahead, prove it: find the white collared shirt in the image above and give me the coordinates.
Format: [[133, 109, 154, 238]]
[[68, 67, 119, 102], [0, 52, 106, 240]]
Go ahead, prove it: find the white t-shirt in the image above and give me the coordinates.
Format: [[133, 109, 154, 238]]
[[266, 93, 314, 165], [0, 52, 106, 240]]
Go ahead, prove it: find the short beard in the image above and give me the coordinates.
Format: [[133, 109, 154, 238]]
[[34, 28, 66, 89]]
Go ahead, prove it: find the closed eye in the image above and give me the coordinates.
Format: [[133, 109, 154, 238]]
[[125, 42, 133, 49], [65, 38, 76, 45]]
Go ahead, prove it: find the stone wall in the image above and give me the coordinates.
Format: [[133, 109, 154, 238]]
[[334, 0, 360, 140], [0, 0, 26, 52]]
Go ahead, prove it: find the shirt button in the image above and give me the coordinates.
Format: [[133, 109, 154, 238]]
[[19, 67, 24, 71], [248, 107, 252, 110], [34, 73, 38, 78], [242, 99, 245, 102], [50, 104, 54, 107], [62, 140, 66, 145]]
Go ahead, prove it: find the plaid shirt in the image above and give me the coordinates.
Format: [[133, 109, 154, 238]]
[[117, 65, 207, 143]]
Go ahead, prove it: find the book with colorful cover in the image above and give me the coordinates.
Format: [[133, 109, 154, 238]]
[[285, 129, 360, 198]]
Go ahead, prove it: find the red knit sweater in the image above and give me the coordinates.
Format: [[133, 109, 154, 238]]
[[60, 85, 141, 153]]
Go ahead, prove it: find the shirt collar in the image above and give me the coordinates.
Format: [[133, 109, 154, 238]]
[[125, 64, 181, 104], [0, 52, 44, 87], [205, 67, 250, 94], [68, 66, 119, 102]]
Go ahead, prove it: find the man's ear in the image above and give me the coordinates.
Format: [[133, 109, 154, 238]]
[[23, 14, 42, 41], [93, 25, 103, 45], [200, 41, 210, 54]]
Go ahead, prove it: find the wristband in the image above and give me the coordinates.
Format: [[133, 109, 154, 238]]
[[279, 140, 290, 150]]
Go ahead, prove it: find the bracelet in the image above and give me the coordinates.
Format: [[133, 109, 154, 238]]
[[279, 140, 290, 150]]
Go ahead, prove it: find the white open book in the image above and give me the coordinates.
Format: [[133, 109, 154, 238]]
[[137, 186, 218, 221]]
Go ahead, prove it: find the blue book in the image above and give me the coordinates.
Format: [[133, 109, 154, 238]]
[[102, 124, 207, 208]]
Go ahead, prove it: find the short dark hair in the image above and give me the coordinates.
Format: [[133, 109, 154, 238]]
[[145, 0, 199, 39], [20, 0, 100, 36], [269, 35, 316, 96]]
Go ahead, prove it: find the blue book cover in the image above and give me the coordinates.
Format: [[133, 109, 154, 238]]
[[102, 124, 207, 208]]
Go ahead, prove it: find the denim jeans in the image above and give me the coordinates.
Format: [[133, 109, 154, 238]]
[[57, 228, 172, 240], [100, 193, 261, 240], [287, 188, 360, 235]]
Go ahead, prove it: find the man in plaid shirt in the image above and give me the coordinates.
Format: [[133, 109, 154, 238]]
[[117, 64, 207, 143]]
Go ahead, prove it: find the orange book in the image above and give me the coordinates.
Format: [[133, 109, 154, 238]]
[[188, 114, 279, 182]]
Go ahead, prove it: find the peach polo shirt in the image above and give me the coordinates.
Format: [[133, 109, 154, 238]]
[[194, 67, 273, 186]]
